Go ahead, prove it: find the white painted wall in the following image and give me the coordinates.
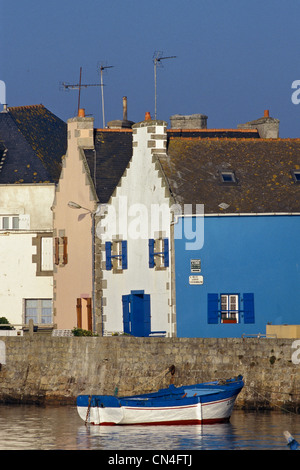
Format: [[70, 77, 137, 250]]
[[0, 184, 55, 325], [0, 184, 54, 229], [98, 120, 174, 336]]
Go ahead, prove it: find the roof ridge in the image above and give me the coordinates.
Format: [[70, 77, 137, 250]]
[[95, 128, 132, 133], [168, 136, 300, 142], [8, 104, 44, 110], [167, 128, 259, 133]]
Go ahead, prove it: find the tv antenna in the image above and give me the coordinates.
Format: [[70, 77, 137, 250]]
[[153, 51, 176, 119], [62, 67, 103, 115], [98, 63, 114, 127]]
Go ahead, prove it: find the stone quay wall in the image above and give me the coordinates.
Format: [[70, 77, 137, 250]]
[[0, 336, 299, 411]]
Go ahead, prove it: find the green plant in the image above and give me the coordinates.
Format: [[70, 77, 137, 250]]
[[0, 317, 14, 330], [72, 327, 96, 337]]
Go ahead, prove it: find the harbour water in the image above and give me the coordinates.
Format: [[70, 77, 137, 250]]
[[0, 405, 299, 451]]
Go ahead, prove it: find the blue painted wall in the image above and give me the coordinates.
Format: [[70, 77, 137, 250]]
[[174, 215, 300, 337]]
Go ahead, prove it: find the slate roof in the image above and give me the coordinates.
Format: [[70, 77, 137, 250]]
[[0, 105, 67, 184], [159, 137, 300, 213], [84, 129, 133, 203], [167, 128, 260, 139]]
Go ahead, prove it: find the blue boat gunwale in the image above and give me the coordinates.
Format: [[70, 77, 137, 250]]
[[77, 375, 244, 409]]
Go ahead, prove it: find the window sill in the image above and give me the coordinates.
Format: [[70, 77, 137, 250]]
[[222, 319, 237, 324]]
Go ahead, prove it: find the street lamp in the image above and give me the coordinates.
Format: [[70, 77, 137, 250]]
[[68, 201, 90, 211]]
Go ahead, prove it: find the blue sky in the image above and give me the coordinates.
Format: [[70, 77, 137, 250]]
[[1, 0, 300, 137]]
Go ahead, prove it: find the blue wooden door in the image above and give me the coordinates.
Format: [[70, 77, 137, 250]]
[[122, 291, 151, 337]]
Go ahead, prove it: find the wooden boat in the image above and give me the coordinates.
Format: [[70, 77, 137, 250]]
[[77, 375, 244, 426]]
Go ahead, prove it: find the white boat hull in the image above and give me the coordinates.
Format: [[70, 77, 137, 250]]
[[77, 394, 237, 426]]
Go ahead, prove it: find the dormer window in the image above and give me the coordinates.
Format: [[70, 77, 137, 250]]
[[220, 171, 237, 184], [292, 170, 300, 183]]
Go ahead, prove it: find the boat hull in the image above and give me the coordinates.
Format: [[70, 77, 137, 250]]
[[77, 376, 243, 426]]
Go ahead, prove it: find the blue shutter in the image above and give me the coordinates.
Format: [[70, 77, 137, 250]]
[[163, 238, 169, 267], [105, 241, 112, 270], [207, 294, 219, 324], [122, 295, 130, 334], [143, 294, 151, 337], [149, 239, 155, 268], [243, 293, 255, 324], [121, 240, 127, 269]]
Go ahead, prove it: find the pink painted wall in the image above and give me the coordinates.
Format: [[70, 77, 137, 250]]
[[53, 113, 97, 330]]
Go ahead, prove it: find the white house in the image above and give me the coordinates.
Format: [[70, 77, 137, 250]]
[[0, 104, 66, 329], [98, 114, 175, 336]]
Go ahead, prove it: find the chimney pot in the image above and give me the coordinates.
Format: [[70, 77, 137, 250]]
[[264, 109, 269, 118], [78, 108, 85, 117], [123, 96, 128, 121], [145, 112, 151, 121]]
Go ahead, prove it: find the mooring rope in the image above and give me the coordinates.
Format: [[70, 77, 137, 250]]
[[85, 395, 92, 425], [247, 384, 299, 415]]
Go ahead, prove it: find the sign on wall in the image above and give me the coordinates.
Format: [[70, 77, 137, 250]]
[[190, 259, 201, 272], [189, 275, 203, 285]]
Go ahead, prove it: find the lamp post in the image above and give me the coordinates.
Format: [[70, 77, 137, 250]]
[[68, 201, 97, 334]]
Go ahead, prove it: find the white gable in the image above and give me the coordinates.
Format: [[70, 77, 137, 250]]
[[98, 119, 175, 336]]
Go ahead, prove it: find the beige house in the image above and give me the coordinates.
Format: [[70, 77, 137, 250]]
[[52, 111, 98, 331]]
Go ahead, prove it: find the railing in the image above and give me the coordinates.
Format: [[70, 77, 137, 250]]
[[241, 333, 277, 338], [0, 320, 54, 336]]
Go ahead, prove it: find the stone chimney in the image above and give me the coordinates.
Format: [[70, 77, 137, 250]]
[[67, 108, 94, 150], [107, 96, 135, 129], [170, 113, 208, 129], [237, 110, 280, 138]]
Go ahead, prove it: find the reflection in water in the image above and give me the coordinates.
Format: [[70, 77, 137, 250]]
[[80, 422, 236, 450], [0, 405, 299, 450]]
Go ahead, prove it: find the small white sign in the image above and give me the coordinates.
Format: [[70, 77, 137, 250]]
[[189, 275, 203, 285]]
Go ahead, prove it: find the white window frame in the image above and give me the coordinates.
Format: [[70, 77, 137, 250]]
[[220, 294, 239, 323], [0, 215, 19, 230], [24, 299, 53, 325]]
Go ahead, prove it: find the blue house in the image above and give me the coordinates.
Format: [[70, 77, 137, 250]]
[[160, 115, 300, 337]]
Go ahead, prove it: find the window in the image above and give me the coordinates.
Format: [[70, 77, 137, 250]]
[[220, 171, 237, 184], [149, 238, 169, 268], [105, 240, 127, 271], [207, 293, 255, 324], [221, 294, 239, 323], [292, 170, 300, 183], [0, 215, 19, 230], [25, 299, 53, 324]]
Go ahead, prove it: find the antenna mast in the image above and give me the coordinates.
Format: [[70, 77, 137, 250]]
[[62, 67, 103, 115], [153, 51, 176, 120], [99, 64, 114, 128]]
